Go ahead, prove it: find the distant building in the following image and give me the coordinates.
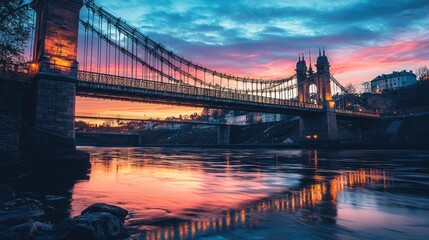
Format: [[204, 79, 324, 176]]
[[224, 113, 284, 125], [261, 113, 283, 123], [225, 115, 247, 125], [362, 81, 371, 93], [371, 70, 416, 93]]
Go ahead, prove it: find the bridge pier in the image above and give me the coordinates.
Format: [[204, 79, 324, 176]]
[[217, 125, 231, 145], [299, 101, 338, 143], [24, 0, 88, 166]]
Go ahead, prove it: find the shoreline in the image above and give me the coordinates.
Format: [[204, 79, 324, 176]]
[[76, 142, 429, 150]]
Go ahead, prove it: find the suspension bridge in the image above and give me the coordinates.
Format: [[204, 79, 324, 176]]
[[2, 0, 379, 151]]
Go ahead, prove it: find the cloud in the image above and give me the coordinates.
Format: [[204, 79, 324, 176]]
[[76, 0, 429, 116]]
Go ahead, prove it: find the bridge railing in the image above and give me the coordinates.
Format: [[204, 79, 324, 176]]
[[335, 109, 379, 118], [1, 62, 79, 80], [0, 70, 32, 83], [77, 71, 324, 110], [36, 62, 78, 78], [0, 63, 33, 82]]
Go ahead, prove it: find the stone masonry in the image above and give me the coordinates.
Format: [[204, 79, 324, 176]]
[[31, 0, 83, 140], [0, 81, 24, 163]]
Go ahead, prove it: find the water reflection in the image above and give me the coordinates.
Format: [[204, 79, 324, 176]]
[[143, 168, 391, 240], [73, 147, 429, 240]]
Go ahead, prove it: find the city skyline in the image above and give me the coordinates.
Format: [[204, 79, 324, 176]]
[[77, 0, 429, 118]]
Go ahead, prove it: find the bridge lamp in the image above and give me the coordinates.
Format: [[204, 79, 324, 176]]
[[29, 62, 39, 74]]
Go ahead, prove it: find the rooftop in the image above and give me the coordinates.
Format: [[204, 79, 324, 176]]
[[371, 70, 416, 82]]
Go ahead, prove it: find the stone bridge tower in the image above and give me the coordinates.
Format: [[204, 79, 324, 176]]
[[296, 49, 338, 143], [296, 54, 308, 102], [315, 48, 333, 102], [30, 0, 83, 152]]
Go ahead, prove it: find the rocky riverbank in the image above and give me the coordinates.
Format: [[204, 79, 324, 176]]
[[0, 185, 129, 240]]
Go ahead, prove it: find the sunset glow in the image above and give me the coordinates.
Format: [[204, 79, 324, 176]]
[[75, 0, 429, 117], [3, 1, 429, 239]]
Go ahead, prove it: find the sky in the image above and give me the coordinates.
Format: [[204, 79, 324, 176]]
[[76, 0, 429, 118]]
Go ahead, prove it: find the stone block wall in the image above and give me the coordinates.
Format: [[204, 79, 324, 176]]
[[299, 101, 338, 142], [0, 81, 24, 163], [217, 125, 231, 144], [33, 77, 76, 138]]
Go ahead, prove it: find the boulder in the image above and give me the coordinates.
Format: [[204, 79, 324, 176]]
[[45, 195, 68, 206], [81, 203, 128, 222], [41, 205, 55, 216], [60, 212, 129, 240], [0, 185, 15, 203], [17, 192, 37, 199], [0, 200, 45, 225], [0, 221, 53, 240], [1, 198, 41, 208], [44, 195, 70, 221]]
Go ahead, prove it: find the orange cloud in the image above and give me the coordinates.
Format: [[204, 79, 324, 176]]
[[76, 97, 202, 119]]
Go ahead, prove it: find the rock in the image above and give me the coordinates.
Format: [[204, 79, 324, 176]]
[[0, 199, 45, 225], [35, 236, 57, 240], [44, 195, 70, 222], [45, 195, 68, 205], [60, 212, 129, 240], [41, 205, 55, 216], [81, 203, 128, 222], [44, 195, 68, 210], [2, 198, 41, 208], [0, 221, 53, 240], [0, 185, 15, 203], [17, 192, 37, 199]]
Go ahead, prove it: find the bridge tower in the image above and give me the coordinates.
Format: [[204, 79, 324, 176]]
[[296, 49, 338, 143], [315, 48, 333, 102], [296, 54, 308, 102], [29, 0, 83, 152]]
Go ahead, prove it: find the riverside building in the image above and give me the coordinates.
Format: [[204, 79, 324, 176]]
[[370, 70, 416, 93]]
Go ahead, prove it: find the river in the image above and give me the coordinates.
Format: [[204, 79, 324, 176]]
[[16, 147, 429, 239]]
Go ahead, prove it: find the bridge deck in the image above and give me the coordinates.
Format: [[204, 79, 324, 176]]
[[76, 71, 379, 119], [77, 71, 322, 114], [1, 70, 379, 120]]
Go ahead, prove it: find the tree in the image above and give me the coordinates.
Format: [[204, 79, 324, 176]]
[[102, 120, 115, 127], [416, 66, 429, 81], [75, 120, 91, 130], [0, 0, 32, 71], [344, 83, 357, 94]]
